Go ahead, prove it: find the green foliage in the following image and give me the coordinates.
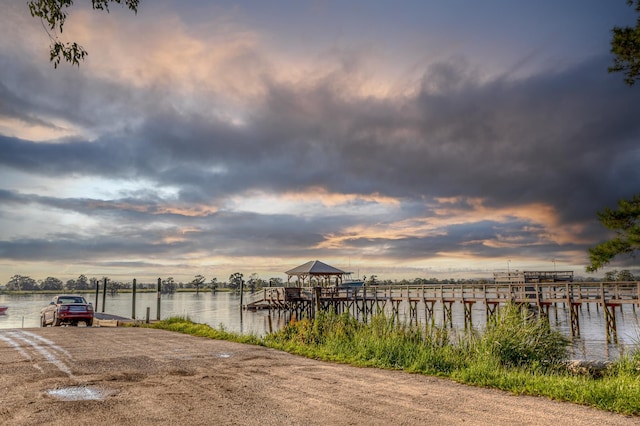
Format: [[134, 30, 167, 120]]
[[28, 0, 140, 67], [604, 269, 636, 282], [41, 276, 64, 291], [161, 277, 176, 294], [587, 194, 640, 272], [475, 303, 569, 369], [228, 272, 243, 290], [6, 275, 38, 291], [266, 307, 570, 373], [264, 311, 466, 374], [609, 0, 640, 85]]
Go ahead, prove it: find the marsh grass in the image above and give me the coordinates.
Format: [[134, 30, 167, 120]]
[[474, 303, 570, 370], [149, 304, 640, 415], [149, 315, 261, 345]]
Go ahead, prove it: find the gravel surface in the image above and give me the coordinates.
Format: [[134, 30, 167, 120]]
[[0, 327, 636, 425]]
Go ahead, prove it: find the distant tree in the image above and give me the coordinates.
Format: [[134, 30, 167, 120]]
[[65, 278, 77, 290], [609, 0, 640, 85], [28, 0, 140, 68], [108, 280, 122, 295], [76, 274, 90, 290], [209, 277, 218, 293], [617, 269, 635, 281], [604, 270, 618, 282], [161, 277, 176, 294], [6, 275, 38, 291], [269, 277, 283, 287], [228, 272, 243, 290], [587, 194, 640, 272], [366, 275, 378, 285], [191, 275, 206, 294], [246, 273, 260, 292], [41, 276, 64, 291]]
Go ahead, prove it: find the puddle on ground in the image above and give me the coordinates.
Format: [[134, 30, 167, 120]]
[[47, 386, 108, 401], [214, 353, 232, 358]]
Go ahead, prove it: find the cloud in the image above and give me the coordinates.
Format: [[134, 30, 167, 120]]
[[1, 3, 639, 281]]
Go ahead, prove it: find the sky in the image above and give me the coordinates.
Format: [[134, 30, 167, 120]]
[[0, 0, 639, 284]]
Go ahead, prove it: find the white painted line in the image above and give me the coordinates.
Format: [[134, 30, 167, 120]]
[[4, 331, 74, 378], [0, 332, 44, 373]]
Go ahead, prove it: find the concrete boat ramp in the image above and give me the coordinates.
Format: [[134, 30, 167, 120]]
[[93, 312, 135, 327]]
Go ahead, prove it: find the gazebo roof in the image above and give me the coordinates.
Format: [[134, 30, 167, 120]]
[[286, 260, 345, 276]]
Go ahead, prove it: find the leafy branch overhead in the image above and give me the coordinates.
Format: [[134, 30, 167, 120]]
[[28, 0, 139, 68], [609, 0, 640, 85], [587, 194, 640, 272]]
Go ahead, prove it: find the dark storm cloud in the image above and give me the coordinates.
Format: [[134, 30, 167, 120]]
[[1, 50, 639, 273], [0, 236, 184, 262], [2, 55, 638, 219]]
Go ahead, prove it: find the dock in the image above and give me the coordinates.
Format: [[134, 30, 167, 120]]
[[244, 282, 640, 343]]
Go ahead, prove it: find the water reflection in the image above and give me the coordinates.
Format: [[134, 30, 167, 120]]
[[0, 291, 637, 361]]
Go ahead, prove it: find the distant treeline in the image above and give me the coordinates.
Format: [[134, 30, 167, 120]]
[[2, 270, 635, 293], [0, 273, 284, 294]]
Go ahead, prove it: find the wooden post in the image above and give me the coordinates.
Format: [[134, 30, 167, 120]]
[[94, 279, 99, 309], [464, 301, 474, 329], [604, 304, 618, 344], [363, 285, 368, 322], [102, 277, 107, 313], [156, 278, 162, 321], [443, 301, 453, 327], [132, 278, 137, 319], [240, 280, 244, 310], [314, 286, 321, 317], [146, 306, 150, 324]]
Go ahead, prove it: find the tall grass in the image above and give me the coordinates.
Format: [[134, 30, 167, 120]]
[[264, 303, 569, 373], [474, 303, 569, 369], [149, 304, 640, 415]]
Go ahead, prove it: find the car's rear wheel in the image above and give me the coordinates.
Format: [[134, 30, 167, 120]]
[[41, 316, 46, 327]]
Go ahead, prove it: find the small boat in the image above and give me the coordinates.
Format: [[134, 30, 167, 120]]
[[0, 306, 8, 314], [340, 273, 365, 288]]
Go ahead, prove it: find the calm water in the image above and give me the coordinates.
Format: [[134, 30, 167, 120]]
[[0, 291, 287, 336], [1, 291, 638, 361]]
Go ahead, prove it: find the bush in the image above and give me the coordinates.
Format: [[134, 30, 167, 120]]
[[476, 303, 569, 369]]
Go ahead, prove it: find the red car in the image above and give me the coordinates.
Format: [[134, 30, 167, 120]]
[[41, 295, 94, 327]]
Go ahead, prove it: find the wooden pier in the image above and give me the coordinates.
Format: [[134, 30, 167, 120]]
[[244, 282, 640, 343]]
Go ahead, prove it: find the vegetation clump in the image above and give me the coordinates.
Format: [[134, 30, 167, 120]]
[[474, 303, 569, 369]]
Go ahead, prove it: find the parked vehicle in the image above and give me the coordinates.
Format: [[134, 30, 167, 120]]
[[40, 295, 94, 327]]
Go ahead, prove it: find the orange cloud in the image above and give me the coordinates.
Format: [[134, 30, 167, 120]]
[[87, 200, 218, 217], [319, 196, 588, 250]]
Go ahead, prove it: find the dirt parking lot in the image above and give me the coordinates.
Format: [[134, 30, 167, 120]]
[[0, 327, 636, 425]]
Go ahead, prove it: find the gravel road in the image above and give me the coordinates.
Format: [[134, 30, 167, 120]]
[[0, 327, 636, 425]]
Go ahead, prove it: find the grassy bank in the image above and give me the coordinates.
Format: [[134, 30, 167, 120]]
[[147, 303, 640, 416]]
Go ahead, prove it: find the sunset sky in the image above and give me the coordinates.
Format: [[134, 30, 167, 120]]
[[0, 1, 639, 284]]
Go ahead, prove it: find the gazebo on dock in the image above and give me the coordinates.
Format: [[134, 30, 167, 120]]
[[286, 260, 346, 287]]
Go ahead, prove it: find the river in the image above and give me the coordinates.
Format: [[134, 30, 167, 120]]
[[1, 291, 638, 361]]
